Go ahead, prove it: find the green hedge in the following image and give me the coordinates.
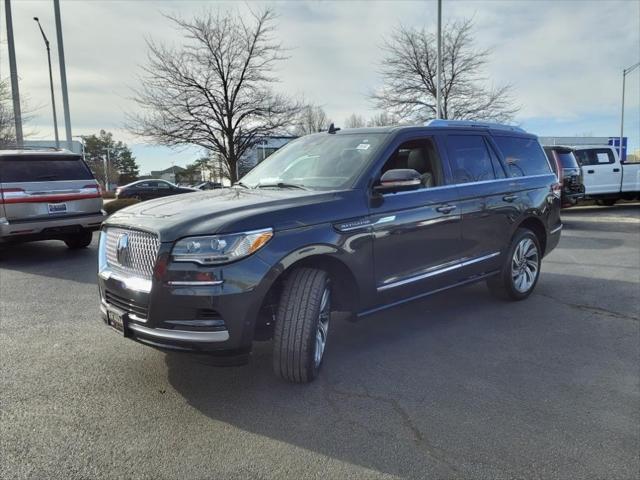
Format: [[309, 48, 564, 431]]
[[104, 198, 140, 216]]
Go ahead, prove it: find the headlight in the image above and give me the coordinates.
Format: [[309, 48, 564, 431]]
[[172, 228, 273, 265]]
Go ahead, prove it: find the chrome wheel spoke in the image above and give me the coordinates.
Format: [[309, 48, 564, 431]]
[[314, 285, 331, 367], [511, 237, 539, 293]]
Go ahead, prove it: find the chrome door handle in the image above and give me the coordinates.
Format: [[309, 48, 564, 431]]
[[503, 194, 518, 202], [436, 205, 457, 214]]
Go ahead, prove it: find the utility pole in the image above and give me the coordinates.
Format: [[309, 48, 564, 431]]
[[54, 0, 72, 149], [436, 0, 443, 119], [5, 0, 24, 146], [34, 17, 59, 148], [620, 62, 640, 163]]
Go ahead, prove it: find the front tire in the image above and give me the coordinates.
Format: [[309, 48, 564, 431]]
[[487, 228, 541, 301], [272, 268, 331, 383], [64, 230, 93, 249]]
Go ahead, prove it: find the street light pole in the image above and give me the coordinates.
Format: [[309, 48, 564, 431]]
[[5, 0, 23, 146], [34, 17, 60, 148], [54, 0, 73, 150], [436, 0, 443, 119], [620, 62, 640, 163]]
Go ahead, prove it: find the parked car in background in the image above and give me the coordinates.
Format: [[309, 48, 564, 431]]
[[194, 181, 224, 190], [543, 146, 585, 207], [0, 149, 105, 248], [570, 145, 640, 206], [98, 120, 561, 383], [115, 179, 196, 201]]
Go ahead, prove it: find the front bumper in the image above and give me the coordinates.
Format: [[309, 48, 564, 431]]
[[0, 212, 106, 241], [98, 241, 278, 354]]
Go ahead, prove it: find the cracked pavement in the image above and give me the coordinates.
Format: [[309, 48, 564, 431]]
[[1, 204, 639, 479]]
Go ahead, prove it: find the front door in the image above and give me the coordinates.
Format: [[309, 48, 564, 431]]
[[574, 148, 620, 195], [370, 136, 463, 304]]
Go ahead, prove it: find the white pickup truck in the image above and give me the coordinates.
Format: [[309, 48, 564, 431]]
[[568, 145, 640, 206]]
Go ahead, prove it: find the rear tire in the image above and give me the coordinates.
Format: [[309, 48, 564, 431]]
[[272, 268, 331, 383], [64, 230, 93, 249], [487, 228, 541, 301]]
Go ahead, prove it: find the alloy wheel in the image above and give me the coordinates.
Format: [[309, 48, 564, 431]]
[[511, 237, 539, 293]]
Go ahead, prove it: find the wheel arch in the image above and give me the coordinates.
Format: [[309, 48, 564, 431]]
[[253, 251, 361, 340], [515, 216, 547, 255]]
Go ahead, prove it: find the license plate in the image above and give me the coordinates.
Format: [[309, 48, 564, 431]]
[[48, 203, 67, 214], [107, 308, 125, 335]]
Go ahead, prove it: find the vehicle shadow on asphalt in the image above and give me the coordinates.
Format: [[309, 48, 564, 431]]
[[0, 237, 98, 285], [162, 272, 639, 478], [163, 286, 493, 478]]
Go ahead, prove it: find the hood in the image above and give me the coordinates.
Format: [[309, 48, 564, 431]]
[[105, 187, 361, 242]]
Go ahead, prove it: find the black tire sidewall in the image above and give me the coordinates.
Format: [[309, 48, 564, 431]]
[[65, 230, 93, 249], [272, 268, 330, 383]]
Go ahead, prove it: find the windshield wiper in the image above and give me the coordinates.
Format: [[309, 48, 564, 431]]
[[233, 181, 250, 189], [256, 182, 308, 190]]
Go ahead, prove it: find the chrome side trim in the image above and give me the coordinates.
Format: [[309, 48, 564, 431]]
[[374, 215, 396, 225], [377, 251, 501, 291], [98, 269, 152, 293], [127, 323, 230, 343], [381, 173, 554, 197], [549, 224, 563, 235], [166, 280, 224, 287]]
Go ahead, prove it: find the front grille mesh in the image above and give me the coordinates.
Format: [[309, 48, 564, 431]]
[[105, 227, 159, 279]]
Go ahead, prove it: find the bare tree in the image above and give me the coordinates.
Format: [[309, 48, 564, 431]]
[[294, 104, 331, 135], [366, 111, 400, 127], [344, 113, 366, 128], [128, 8, 301, 183], [371, 20, 519, 123], [0, 79, 36, 148]]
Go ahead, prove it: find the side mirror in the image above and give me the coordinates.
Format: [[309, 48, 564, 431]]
[[374, 169, 422, 193]]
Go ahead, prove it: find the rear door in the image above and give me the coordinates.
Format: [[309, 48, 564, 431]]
[[0, 153, 102, 222], [574, 148, 620, 195], [443, 133, 513, 274]]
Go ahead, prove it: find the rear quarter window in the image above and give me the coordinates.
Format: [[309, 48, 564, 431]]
[[0, 155, 94, 182], [494, 136, 551, 177]]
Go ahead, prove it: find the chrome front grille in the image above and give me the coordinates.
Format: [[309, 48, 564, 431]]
[[105, 227, 159, 279]]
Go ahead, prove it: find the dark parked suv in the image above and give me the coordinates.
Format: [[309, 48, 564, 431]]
[[98, 120, 562, 383], [543, 146, 585, 207]]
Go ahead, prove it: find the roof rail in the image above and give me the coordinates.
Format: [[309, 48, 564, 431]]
[[424, 119, 526, 133]]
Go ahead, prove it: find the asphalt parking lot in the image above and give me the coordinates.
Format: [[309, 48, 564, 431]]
[[1, 204, 638, 480]]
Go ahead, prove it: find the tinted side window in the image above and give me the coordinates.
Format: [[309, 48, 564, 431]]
[[446, 135, 496, 184], [0, 156, 94, 182], [493, 136, 551, 177], [157, 182, 171, 189], [485, 139, 507, 179], [557, 152, 579, 169], [380, 137, 444, 188], [574, 149, 614, 166]]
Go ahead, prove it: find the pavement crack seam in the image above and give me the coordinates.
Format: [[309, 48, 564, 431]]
[[322, 381, 460, 476], [536, 293, 639, 323]]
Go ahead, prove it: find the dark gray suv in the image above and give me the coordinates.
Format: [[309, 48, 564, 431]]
[[98, 120, 562, 383]]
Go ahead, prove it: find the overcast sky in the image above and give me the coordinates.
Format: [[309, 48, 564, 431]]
[[2, 0, 639, 174]]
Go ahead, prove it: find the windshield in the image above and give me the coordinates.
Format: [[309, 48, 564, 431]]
[[241, 133, 388, 190]]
